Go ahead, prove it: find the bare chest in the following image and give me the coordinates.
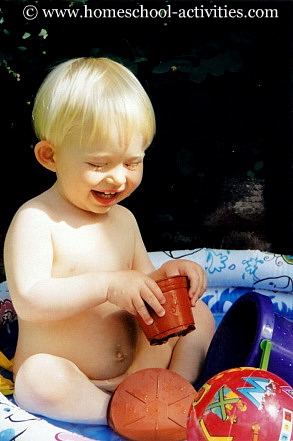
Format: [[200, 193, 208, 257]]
[[51, 220, 134, 275]]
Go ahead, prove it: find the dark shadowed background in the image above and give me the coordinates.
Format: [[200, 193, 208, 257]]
[[1, 0, 293, 281]]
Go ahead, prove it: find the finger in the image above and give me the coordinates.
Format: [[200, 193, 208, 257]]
[[189, 272, 207, 302], [143, 292, 166, 318], [134, 299, 154, 325], [146, 279, 166, 305]]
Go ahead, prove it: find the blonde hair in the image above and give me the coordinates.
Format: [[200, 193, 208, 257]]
[[32, 57, 156, 149]]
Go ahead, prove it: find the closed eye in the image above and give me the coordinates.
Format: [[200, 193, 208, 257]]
[[88, 163, 108, 171], [125, 161, 142, 170]]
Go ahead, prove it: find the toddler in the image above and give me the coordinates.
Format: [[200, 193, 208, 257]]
[[4, 57, 215, 424]]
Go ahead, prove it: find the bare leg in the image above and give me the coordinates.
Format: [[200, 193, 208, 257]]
[[14, 353, 111, 424], [168, 299, 215, 384]]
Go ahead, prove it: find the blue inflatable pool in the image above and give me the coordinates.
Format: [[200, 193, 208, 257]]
[[0, 248, 293, 440]]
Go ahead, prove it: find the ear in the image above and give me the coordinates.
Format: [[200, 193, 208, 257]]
[[34, 140, 56, 172]]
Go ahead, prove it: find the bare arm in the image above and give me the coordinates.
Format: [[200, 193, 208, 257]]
[[4, 206, 106, 321], [4, 204, 165, 323], [128, 212, 207, 307], [127, 207, 207, 304]]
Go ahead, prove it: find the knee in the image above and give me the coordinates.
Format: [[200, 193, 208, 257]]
[[14, 354, 76, 409], [193, 300, 215, 334], [190, 300, 215, 361]]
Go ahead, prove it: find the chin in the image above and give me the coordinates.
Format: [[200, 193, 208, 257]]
[[95, 204, 115, 214]]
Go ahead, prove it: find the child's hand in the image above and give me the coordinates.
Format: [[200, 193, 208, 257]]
[[151, 259, 207, 307], [106, 270, 166, 325]]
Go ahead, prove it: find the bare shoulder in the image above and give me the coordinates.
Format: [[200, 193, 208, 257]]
[[111, 204, 139, 226], [5, 191, 58, 252], [4, 192, 54, 277], [8, 192, 52, 228]]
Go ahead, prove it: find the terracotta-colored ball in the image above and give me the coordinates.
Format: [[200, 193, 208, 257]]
[[187, 367, 293, 441], [108, 368, 196, 441]]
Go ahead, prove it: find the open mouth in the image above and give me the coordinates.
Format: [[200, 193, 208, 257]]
[[95, 191, 117, 199], [92, 190, 120, 204]]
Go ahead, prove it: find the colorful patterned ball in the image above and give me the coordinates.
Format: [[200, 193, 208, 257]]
[[187, 367, 293, 441]]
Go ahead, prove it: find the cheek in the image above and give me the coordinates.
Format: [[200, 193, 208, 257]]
[[129, 171, 143, 189], [84, 170, 102, 185]]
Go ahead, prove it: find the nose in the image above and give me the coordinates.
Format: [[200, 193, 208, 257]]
[[104, 165, 127, 186]]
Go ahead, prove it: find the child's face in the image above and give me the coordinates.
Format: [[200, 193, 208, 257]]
[[54, 132, 146, 214]]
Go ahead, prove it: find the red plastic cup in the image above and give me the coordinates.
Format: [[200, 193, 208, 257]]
[[137, 275, 195, 345]]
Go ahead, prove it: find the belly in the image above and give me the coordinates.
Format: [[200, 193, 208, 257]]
[[14, 308, 140, 380]]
